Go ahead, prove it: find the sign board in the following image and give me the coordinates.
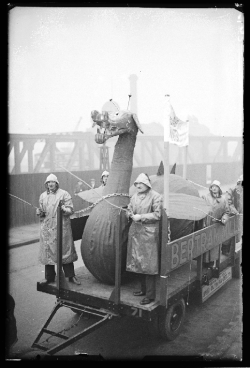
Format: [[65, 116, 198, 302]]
[[163, 215, 239, 274], [202, 267, 232, 302]]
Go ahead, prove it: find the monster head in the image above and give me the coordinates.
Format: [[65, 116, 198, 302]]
[[91, 109, 144, 144]]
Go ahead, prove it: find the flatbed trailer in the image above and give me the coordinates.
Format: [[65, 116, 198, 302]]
[[32, 203, 241, 355]]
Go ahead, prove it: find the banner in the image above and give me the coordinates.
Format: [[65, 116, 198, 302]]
[[162, 98, 189, 147], [169, 105, 189, 147]]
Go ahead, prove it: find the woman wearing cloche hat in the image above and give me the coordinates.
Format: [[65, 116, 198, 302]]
[[202, 179, 230, 270], [100, 170, 109, 187], [225, 174, 243, 245]]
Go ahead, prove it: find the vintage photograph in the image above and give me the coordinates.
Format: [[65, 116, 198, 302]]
[[7, 5, 243, 361]]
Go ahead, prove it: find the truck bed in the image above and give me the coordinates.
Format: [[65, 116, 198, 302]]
[[37, 260, 198, 311]]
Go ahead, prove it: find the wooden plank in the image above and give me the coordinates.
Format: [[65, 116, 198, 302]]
[[159, 211, 168, 307], [56, 202, 63, 297], [37, 261, 198, 312], [109, 211, 122, 304], [163, 215, 239, 274]]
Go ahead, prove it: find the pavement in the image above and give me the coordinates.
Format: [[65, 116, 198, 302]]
[[8, 182, 236, 248], [9, 223, 40, 249]]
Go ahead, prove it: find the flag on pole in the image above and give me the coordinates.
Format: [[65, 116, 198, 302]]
[[163, 96, 189, 147]]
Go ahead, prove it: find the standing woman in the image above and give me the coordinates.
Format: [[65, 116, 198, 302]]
[[226, 174, 243, 243], [202, 180, 230, 269], [126, 173, 162, 305], [36, 174, 81, 285]]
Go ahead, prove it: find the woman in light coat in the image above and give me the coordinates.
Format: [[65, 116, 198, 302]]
[[36, 174, 80, 285], [126, 173, 162, 305], [226, 175, 243, 244], [202, 180, 230, 268]]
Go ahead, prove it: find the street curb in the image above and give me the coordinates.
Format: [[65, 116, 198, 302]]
[[9, 238, 40, 249]]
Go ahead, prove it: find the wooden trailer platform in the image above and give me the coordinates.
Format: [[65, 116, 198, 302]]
[[37, 260, 198, 313]]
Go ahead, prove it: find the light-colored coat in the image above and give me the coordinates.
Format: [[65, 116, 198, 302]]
[[226, 185, 243, 242], [203, 191, 230, 262], [126, 189, 162, 275], [38, 188, 78, 265]]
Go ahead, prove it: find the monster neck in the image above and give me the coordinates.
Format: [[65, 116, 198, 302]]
[[103, 132, 137, 196]]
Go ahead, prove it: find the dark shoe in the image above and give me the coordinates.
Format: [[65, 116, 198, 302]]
[[140, 297, 154, 305], [211, 267, 220, 278], [39, 279, 54, 285], [133, 291, 146, 296], [68, 276, 81, 285], [202, 274, 209, 286]]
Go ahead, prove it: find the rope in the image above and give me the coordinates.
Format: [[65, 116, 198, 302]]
[[186, 179, 208, 190], [9, 193, 39, 210], [193, 207, 222, 223], [58, 164, 129, 213], [9, 192, 73, 211], [74, 193, 130, 215]]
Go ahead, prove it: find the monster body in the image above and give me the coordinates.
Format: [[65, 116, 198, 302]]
[[81, 109, 201, 284], [81, 111, 143, 284]]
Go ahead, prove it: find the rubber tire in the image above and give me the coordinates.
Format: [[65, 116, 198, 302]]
[[232, 255, 241, 279], [158, 298, 186, 341]]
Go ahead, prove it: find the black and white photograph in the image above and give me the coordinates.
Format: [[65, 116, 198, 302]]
[[7, 4, 243, 361]]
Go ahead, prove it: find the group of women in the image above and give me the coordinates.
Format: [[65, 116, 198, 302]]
[[36, 171, 243, 305]]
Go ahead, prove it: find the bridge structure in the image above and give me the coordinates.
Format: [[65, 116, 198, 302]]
[[8, 132, 243, 228], [9, 132, 242, 174]]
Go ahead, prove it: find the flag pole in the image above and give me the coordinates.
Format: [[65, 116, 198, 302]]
[[163, 95, 170, 212], [182, 118, 189, 179], [183, 145, 187, 179], [160, 94, 170, 307]]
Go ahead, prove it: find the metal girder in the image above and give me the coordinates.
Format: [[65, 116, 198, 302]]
[[33, 141, 52, 173]]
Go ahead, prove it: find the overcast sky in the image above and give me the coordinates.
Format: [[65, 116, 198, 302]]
[[8, 6, 244, 137]]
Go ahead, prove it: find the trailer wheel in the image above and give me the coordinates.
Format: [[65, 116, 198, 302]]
[[158, 298, 186, 341], [232, 255, 241, 279]]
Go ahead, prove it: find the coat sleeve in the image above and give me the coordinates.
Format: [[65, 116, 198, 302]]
[[125, 196, 135, 219], [221, 196, 231, 223], [140, 193, 162, 223], [63, 191, 74, 215], [38, 193, 46, 216], [226, 188, 238, 214]]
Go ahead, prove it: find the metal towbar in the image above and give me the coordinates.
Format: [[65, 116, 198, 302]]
[[31, 299, 117, 355]]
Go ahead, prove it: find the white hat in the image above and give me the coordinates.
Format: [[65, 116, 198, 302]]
[[210, 180, 221, 189], [134, 173, 152, 188], [237, 174, 243, 183], [45, 173, 59, 184], [101, 170, 109, 177]]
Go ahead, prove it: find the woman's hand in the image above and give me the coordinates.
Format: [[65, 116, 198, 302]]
[[61, 205, 71, 215], [36, 208, 45, 217], [132, 214, 142, 222], [36, 208, 41, 216]]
